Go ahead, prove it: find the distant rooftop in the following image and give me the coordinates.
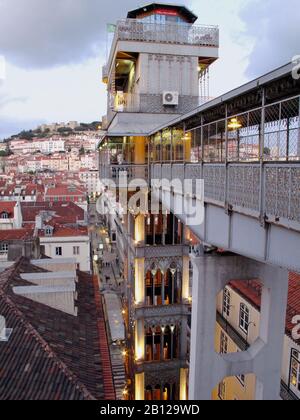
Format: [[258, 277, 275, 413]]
[[127, 2, 198, 23]]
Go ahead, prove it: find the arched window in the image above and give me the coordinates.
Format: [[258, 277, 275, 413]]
[[145, 386, 153, 401], [164, 270, 172, 305], [154, 270, 163, 306], [145, 327, 153, 362], [162, 383, 171, 401], [154, 385, 161, 401], [239, 303, 250, 334], [145, 271, 154, 306], [1, 212, 9, 219], [153, 327, 161, 361], [163, 326, 171, 360]]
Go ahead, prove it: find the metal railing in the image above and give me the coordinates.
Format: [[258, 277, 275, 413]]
[[186, 95, 300, 163], [114, 19, 219, 48], [152, 162, 300, 229], [110, 92, 206, 114], [100, 164, 149, 184]]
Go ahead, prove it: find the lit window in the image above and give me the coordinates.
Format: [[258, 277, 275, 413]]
[[223, 288, 231, 317], [220, 331, 228, 355], [239, 303, 250, 334]]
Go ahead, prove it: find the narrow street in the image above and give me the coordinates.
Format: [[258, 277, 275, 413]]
[[88, 203, 126, 400]]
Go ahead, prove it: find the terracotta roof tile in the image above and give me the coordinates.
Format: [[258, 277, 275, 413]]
[[0, 258, 115, 400], [0, 228, 34, 241]]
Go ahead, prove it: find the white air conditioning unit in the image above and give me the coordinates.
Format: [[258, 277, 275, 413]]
[[163, 91, 179, 106]]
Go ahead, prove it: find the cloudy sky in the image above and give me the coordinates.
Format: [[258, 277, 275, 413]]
[[0, 0, 299, 139]]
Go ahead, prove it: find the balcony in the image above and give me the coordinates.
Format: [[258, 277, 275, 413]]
[[111, 92, 210, 114], [100, 164, 149, 184], [114, 19, 219, 48]]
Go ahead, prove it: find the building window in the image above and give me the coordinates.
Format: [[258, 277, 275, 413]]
[[220, 331, 228, 355], [0, 212, 9, 219], [55, 247, 62, 256], [73, 246, 80, 256], [237, 374, 246, 387], [223, 288, 231, 317], [239, 303, 250, 334], [0, 243, 8, 253], [218, 381, 226, 400], [290, 350, 300, 393], [45, 227, 53, 237]]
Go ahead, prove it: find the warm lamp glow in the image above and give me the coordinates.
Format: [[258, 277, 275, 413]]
[[228, 118, 242, 130]]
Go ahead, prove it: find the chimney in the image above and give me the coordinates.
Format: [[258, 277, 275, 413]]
[[35, 213, 43, 230], [13, 200, 23, 229]]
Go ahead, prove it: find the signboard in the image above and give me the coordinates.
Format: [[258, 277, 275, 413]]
[[155, 8, 180, 17]]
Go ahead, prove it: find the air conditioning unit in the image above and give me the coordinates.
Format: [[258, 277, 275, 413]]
[[163, 91, 179, 106]]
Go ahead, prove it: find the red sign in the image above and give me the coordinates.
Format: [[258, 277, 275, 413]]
[[155, 8, 180, 17]]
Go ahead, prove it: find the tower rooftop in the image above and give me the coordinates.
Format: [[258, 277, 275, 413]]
[[127, 3, 198, 24]]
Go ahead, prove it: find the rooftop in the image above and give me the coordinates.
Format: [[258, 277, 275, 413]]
[[39, 225, 88, 238], [0, 258, 115, 400], [0, 228, 34, 241], [21, 201, 85, 224], [127, 3, 198, 23]]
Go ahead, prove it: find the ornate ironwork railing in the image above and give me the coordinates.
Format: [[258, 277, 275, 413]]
[[114, 19, 219, 48], [152, 162, 300, 229]]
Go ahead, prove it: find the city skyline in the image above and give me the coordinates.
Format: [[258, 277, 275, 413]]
[[1, 0, 299, 140]]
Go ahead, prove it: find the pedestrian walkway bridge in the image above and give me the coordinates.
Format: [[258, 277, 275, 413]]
[[150, 63, 300, 272]]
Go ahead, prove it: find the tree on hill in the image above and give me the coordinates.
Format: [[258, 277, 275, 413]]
[[0, 148, 13, 157], [57, 127, 73, 134], [18, 130, 35, 141]]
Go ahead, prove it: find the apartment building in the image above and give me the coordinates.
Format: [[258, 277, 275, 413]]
[[38, 225, 91, 272], [44, 184, 87, 211], [79, 170, 101, 197], [0, 228, 39, 264], [9, 138, 65, 155], [213, 274, 300, 400], [99, 3, 219, 400]]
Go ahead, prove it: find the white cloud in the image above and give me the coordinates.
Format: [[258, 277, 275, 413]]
[[239, 0, 300, 77], [0, 0, 184, 68]]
